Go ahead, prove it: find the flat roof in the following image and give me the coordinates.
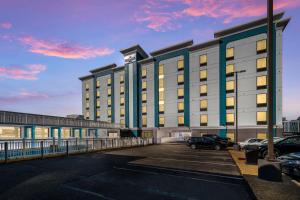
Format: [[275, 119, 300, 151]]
[[120, 44, 148, 59], [188, 39, 220, 52], [138, 57, 155, 65], [150, 40, 193, 57], [89, 63, 117, 74], [276, 18, 291, 31], [78, 74, 94, 81], [214, 12, 285, 38]]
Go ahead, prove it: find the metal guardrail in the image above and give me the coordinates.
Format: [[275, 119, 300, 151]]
[[0, 111, 118, 129], [0, 137, 153, 163]]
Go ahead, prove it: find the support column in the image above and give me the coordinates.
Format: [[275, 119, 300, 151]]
[[31, 126, 36, 147], [79, 128, 82, 139], [58, 127, 62, 145], [50, 127, 55, 138], [95, 129, 99, 138]]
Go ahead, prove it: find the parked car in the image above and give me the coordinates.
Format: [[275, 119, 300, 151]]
[[189, 136, 227, 150], [238, 138, 263, 150], [278, 152, 300, 177], [244, 137, 283, 150], [254, 136, 300, 158], [202, 134, 232, 146]]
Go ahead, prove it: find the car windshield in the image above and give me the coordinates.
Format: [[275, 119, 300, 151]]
[[261, 138, 283, 144]]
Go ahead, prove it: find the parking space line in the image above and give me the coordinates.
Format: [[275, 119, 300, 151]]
[[63, 185, 115, 200], [146, 157, 236, 166], [292, 180, 300, 188], [113, 166, 242, 186], [127, 163, 244, 180]]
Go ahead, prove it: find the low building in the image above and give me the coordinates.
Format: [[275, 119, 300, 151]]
[[79, 12, 290, 142], [283, 118, 300, 135]]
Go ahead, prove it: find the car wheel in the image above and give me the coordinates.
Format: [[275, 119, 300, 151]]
[[191, 144, 197, 150], [262, 150, 268, 159], [214, 144, 221, 151], [274, 150, 280, 158]]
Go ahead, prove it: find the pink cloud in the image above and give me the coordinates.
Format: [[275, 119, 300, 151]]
[[0, 22, 12, 29], [19, 36, 114, 59], [135, 0, 300, 31], [0, 64, 46, 80]]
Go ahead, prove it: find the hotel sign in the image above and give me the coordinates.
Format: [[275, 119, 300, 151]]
[[124, 53, 136, 64]]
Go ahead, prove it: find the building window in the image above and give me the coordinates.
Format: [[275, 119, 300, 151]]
[[200, 84, 207, 96], [257, 132, 267, 139], [257, 93, 267, 107], [107, 109, 112, 118], [199, 54, 207, 66], [107, 88, 112, 96], [226, 80, 235, 93], [257, 57, 267, 72], [178, 88, 184, 99], [86, 102, 90, 109], [177, 74, 184, 85], [120, 74, 124, 83], [226, 64, 234, 77], [257, 75, 267, 90], [159, 103, 164, 114], [178, 59, 184, 71], [96, 80, 100, 88], [142, 116, 147, 127], [226, 47, 234, 60], [159, 91, 164, 101], [200, 114, 208, 126], [257, 39, 267, 54], [96, 100, 100, 108], [107, 77, 111, 86], [107, 98, 111, 107], [142, 68, 147, 78], [178, 102, 184, 113], [142, 80, 147, 91], [86, 111, 90, 118], [200, 99, 208, 111], [120, 107, 125, 117], [159, 64, 164, 77], [142, 105, 147, 115], [120, 119, 125, 125], [85, 93, 90, 100], [96, 91, 100, 98], [96, 111, 100, 118], [226, 97, 234, 109], [120, 96, 125, 106], [257, 111, 267, 125], [159, 117, 165, 127], [226, 113, 234, 126], [142, 93, 147, 103], [199, 69, 207, 82], [159, 79, 164, 89], [120, 85, 124, 94], [178, 116, 184, 126], [85, 83, 89, 90]]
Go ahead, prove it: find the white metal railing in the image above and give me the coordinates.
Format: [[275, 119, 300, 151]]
[[0, 137, 153, 163]]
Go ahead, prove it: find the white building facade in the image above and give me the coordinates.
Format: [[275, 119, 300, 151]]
[[79, 13, 290, 141]]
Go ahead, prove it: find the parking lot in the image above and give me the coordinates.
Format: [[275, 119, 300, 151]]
[[0, 142, 254, 200]]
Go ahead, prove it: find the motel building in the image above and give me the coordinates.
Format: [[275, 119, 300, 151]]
[[79, 12, 290, 142]]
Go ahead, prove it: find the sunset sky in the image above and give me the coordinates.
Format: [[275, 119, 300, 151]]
[[0, 0, 300, 120]]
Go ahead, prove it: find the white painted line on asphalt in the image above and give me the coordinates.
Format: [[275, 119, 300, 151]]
[[127, 163, 244, 180], [291, 179, 300, 188], [114, 166, 242, 186], [146, 157, 237, 166], [63, 185, 115, 200]]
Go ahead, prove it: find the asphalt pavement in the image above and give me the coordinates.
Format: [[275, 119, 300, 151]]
[[0, 142, 255, 200]]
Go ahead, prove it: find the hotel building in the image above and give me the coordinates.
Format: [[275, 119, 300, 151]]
[[79, 12, 290, 141]]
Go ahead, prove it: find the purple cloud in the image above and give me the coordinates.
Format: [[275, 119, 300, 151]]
[[0, 64, 46, 80]]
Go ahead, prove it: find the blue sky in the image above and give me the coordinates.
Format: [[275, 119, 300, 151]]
[[0, 0, 299, 120]]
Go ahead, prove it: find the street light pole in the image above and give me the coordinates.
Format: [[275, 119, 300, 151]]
[[267, 0, 275, 160], [234, 70, 246, 144]]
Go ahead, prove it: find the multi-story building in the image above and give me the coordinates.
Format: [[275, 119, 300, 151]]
[[283, 118, 300, 135], [79, 12, 290, 141]]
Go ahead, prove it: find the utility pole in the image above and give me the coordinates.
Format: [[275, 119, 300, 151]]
[[234, 70, 246, 144], [267, 0, 275, 160]]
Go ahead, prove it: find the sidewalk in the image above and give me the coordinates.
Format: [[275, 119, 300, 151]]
[[229, 149, 300, 200]]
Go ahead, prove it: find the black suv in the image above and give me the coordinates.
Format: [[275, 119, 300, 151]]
[[188, 136, 227, 150], [202, 134, 232, 146], [257, 136, 300, 158]]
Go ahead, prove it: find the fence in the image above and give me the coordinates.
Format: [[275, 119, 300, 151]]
[[0, 137, 153, 163]]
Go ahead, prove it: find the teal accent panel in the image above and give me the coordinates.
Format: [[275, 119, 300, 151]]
[[111, 73, 115, 123], [79, 128, 82, 139], [93, 77, 97, 120], [125, 64, 130, 127], [23, 127, 28, 138], [31, 126, 35, 144], [50, 127, 54, 138], [57, 127, 61, 139], [132, 62, 139, 127], [95, 129, 99, 138], [132, 130, 139, 137], [138, 63, 142, 128], [154, 49, 190, 127], [219, 25, 277, 137]]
